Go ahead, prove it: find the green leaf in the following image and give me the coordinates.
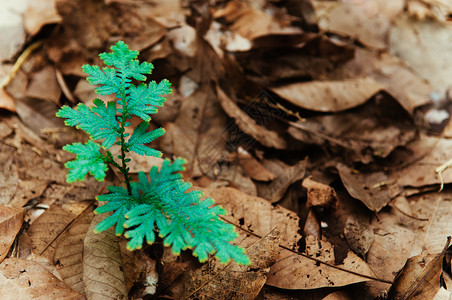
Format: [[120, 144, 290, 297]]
[[99, 41, 139, 69], [128, 122, 165, 156], [56, 99, 119, 148], [82, 65, 121, 96], [127, 80, 172, 122], [63, 141, 108, 183]]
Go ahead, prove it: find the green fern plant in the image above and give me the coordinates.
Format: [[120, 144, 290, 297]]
[[56, 41, 250, 265]]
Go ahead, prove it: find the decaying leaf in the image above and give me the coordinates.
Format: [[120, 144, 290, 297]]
[[344, 215, 374, 257], [302, 176, 337, 208], [183, 228, 281, 300], [0, 206, 25, 263], [388, 239, 450, 300], [83, 211, 128, 300], [54, 207, 94, 296], [337, 164, 402, 213], [0, 257, 83, 299], [271, 78, 383, 112], [236, 147, 275, 182]]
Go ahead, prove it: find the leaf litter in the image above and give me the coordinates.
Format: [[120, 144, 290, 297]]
[[0, 0, 452, 299]]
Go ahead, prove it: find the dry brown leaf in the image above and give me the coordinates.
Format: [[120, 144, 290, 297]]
[[0, 146, 19, 206], [337, 164, 402, 213], [302, 176, 337, 208], [27, 204, 86, 260], [216, 85, 287, 150], [388, 248, 448, 300], [23, 0, 62, 35], [160, 86, 229, 177], [257, 158, 306, 203], [271, 78, 383, 112], [409, 192, 452, 257], [312, 0, 403, 49], [54, 206, 94, 296], [83, 212, 128, 300], [0, 206, 25, 263], [344, 215, 374, 257], [267, 239, 377, 289], [10, 179, 48, 208], [183, 228, 280, 300], [236, 147, 275, 182], [366, 209, 415, 283], [325, 47, 432, 114], [0, 257, 83, 299], [25, 66, 61, 104]]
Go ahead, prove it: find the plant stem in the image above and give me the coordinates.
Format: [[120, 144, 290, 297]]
[[119, 87, 132, 196]]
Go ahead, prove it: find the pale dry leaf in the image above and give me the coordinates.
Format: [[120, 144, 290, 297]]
[[312, 0, 403, 49], [23, 0, 62, 35], [0, 257, 83, 300], [83, 211, 128, 300], [54, 207, 94, 296], [390, 14, 452, 91], [0, 205, 25, 263], [271, 78, 383, 112], [0, 0, 27, 62], [0, 89, 16, 112], [216, 85, 287, 150], [183, 228, 281, 300]]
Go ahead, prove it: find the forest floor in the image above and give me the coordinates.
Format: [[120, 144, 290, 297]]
[[0, 0, 452, 299]]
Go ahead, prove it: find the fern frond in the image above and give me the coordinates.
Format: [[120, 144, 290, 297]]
[[128, 122, 165, 156], [127, 80, 172, 122], [56, 99, 119, 148], [63, 141, 108, 183], [82, 65, 121, 96]]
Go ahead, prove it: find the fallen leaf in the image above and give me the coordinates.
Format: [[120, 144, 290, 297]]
[[312, 0, 403, 49], [183, 228, 280, 300], [344, 215, 374, 257], [83, 211, 128, 300], [388, 246, 448, 300], [9, 179, 48, 208], [25, 66, 61, 104], [216, 85, 287, 150], [0, 1, 26, 61], [337, 163, 402, 212], [236, 147, 275, 182], [23, 0, 62, 35], [390, 14, 452, 91], [271, 78, 383, 112], [0, 146, 19, 206], [0, 89, 16, 112], [54, 207, 94, 296], [0, 257, 83, 299], [27, 205, 77, 259], [0, 206, 25, 263], [257, 158, 306, 203]]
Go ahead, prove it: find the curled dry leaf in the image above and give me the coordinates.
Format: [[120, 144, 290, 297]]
[[0, 205, 25, 263], [337, 164, 402, 213], [271, 78, 383, 113], [183, 228, 281, 300], [0, 257, 83, 299], [216, 85, 287, 150], [388, 243, 449, 300], [23, 0, 62, 35], [344, 215, 374, 257], [83, 211, 128, 300]]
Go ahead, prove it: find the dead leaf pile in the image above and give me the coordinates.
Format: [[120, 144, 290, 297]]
[[0, 0, 452, 299]]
